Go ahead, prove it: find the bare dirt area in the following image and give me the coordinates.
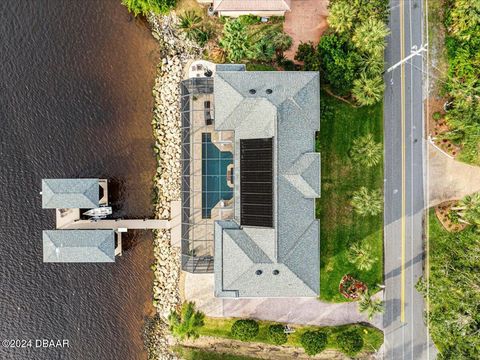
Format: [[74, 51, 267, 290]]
[[284, 0, 329, 60], [180, 336, 352, 360]]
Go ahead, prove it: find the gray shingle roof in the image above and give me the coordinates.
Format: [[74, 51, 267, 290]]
[[42, 179, 99, 209], [213, 71, 320, 297], [43, 230, 115, 263]]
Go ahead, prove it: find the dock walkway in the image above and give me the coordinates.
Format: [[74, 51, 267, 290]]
[[60, 218, 171, 230]]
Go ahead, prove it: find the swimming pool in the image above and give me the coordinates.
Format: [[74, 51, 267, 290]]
[[202, 133, 233, 218]]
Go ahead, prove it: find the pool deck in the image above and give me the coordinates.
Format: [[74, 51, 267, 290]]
[[186, 94, 235, 257]]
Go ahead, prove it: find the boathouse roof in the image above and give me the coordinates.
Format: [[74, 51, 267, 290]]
[[43, 230, 115, 263], [42, 179, 99, 209]]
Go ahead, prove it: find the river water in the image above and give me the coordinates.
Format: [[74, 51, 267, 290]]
[[0, 1, 159, 359]]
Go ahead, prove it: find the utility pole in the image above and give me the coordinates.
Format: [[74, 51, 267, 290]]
[[386, 44, 428, 73]]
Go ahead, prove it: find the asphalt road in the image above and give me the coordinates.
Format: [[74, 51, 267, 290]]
[[383, 0, 437, 359]]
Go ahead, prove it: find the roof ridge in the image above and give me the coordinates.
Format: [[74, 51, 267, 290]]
[[282, 173, 318, 198], [225, 229, 273, 263], [280, 220, 318, 264], [215, 73, 245, 123]]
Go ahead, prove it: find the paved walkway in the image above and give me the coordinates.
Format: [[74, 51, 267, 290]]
[[184, 273, 382, 328], [284, 0, 329, 60], [428, 142, 480, 206]]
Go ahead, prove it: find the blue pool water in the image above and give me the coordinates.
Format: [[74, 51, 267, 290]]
[[202, 133, 233, 218]]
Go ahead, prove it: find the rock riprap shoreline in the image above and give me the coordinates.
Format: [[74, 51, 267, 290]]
[[145, 13, 201, 360]]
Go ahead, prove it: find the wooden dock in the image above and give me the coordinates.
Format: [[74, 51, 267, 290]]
[[60, 218, 171, 230]]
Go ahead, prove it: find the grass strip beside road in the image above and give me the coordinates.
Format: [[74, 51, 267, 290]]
[[199, 317, 384, 354], [317, 91, 384, 302]]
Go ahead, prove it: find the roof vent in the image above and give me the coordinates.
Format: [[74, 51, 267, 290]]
[[249, 89, 256, 94], [266, 89, 273, 94], [255, 270, 263, 275], [273, 270, 279, 275]]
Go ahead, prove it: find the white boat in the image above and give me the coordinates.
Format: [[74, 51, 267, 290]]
[[83, 206, 112, 218]]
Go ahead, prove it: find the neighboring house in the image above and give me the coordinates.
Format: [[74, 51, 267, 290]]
[[202, 0, 291, 17], [180, 70, 321, 298]]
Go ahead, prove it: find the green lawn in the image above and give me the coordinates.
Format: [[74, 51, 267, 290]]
[[199, 317, 384, 355], [317, 91, 384, 302]]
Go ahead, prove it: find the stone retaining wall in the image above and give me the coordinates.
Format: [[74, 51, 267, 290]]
[[146, 13, 201, 360]]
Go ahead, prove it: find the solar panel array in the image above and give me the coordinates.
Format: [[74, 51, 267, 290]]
[[240, 138, 273, 227]]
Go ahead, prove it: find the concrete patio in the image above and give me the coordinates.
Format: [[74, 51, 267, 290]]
[[184, 273, 382, 328]]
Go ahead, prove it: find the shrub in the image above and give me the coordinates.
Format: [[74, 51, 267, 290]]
[[433, 111, 443, 121], [282, 60, 295, 71], [231, 319, 259, 341], [294, 42, 320, 71], [336, 329, 364, 356], [238, 15, 261, 25], [246, 63, 276, 71], [267, 324, 288, 345], [318, 34, 362, 95], [300, 330, 328, 355], [121, 0, 176, 16]]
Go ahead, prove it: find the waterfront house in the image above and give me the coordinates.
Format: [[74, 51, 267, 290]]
[[180, 69, 320, 297]]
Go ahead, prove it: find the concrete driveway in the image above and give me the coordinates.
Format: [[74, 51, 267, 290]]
[[284, 0, 329, 60], [184, 273, 382, 328], [428, 142, 480, 206]]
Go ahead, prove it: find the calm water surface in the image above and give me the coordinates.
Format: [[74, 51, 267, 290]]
[[0, 1, 159, 359]]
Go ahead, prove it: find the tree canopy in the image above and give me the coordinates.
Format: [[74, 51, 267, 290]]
[[121, 0, 176, 16]]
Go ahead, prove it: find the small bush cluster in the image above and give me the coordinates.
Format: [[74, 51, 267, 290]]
[[267, 324, 288, 345], [231, 319, 259, 341], [336, 329, 364, 356], [300, 330, 328, 356]]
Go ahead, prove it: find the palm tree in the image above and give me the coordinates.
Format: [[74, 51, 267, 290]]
[[178, 11, 202, 31], [351, 187, 382, 216], [347, 242, 377, 271], [352, 72, 384, 106], [168, 301, 205, 340], [350, 133, 382, 167], [358, 290, 384, 320], [328, 0, 357, 34], [352, 18, 389, 56], [359, 55, 384, 78], [452, 192, 480, 229]]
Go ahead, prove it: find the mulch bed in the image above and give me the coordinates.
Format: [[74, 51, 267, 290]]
[[434, 200, 467, 233], [428, 97, 461, 157]]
